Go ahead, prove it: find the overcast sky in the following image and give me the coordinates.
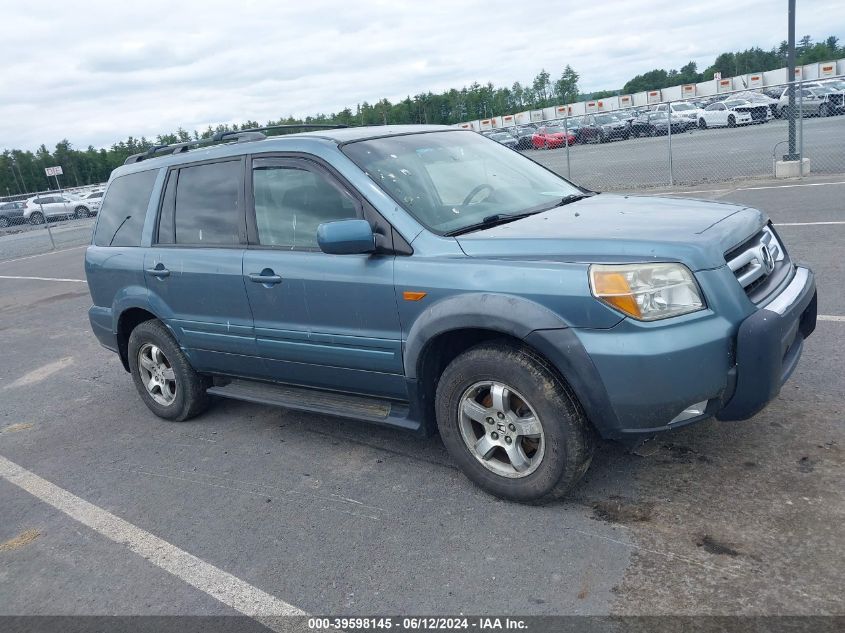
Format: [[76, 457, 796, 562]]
[[1, 0, 843, 152]]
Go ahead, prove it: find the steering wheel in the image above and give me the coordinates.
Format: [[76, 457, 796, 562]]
[[462, 184, 494, 206]]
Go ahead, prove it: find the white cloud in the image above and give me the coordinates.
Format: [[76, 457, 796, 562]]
[[1, 0, 843, 151]]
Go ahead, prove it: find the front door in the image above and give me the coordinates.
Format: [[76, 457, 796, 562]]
[[145, 158, 259, 375], [242, 156, 405, 399]]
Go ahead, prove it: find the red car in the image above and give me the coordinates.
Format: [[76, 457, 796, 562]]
[[531, 125, 576, 149]]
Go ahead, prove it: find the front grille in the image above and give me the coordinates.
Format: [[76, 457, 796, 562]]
[[725, 226, 791, 304]]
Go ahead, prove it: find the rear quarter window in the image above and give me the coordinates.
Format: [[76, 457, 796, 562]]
[[93, 169, 158, 247]]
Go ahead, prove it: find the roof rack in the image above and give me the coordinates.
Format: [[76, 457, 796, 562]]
[[124, 124, 349, 165]]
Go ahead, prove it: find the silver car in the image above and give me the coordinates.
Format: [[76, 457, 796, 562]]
[[777, 86, 838, 118]]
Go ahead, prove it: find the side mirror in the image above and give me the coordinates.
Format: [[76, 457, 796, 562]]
[[317, 219, 376, 255]]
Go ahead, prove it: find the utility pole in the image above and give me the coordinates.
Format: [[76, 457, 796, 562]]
[[785, 0, 798, 160]]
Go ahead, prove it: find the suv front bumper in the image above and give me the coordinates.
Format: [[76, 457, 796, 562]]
[[716, 266, 816, 420], [526, 265, 817, 440]]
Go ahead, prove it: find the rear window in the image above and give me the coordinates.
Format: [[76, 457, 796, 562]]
[[173, 161, 241, 245], [93, 170, 158, 247]]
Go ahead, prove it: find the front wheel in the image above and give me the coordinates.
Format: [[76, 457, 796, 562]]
[[0, 216, 9, 228], [74, 206, 88, 219], [128, 319, 211, 421], [435, 341, 594, 502], [819, 104, 830, 117], [29, 211, 45, 225], [698, 118, 707, 129], [727, 114, 736, 128]]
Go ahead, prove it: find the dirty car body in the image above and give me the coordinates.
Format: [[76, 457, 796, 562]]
[[85, 125, 817, 501]]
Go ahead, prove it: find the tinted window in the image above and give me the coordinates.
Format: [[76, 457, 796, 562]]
[[253, 165, 358, 249], [174, 161, 241, 246], [156, 170, 177, 244], [93, 170, 158, 247]]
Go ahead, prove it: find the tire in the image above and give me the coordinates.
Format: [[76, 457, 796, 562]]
[[819, 104, 829, 117], [648, 126, 657, 137], [727, 114, 736, 128], [29, 211, 45, 225], [0, 216, 9, 228], [74, 206, 88, 219], [543, 140, 550, 150], [127, 319, 211, 422], [698, 118, 707, 129], [435, 341, 594, 503]]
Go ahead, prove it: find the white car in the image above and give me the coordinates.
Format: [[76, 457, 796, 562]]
[[73, 190, 104, 215], [22, 194, 95, 224], [697, 100, 754, 128], [653, 102, 704, 130]]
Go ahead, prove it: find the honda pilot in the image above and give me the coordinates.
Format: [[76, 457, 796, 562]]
[[85, 125, 817, 502]]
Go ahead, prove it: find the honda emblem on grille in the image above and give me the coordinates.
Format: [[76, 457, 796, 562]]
[[760, 245, 775, 274]]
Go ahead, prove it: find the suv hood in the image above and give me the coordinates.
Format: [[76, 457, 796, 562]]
[[455, 194, 767, 271]]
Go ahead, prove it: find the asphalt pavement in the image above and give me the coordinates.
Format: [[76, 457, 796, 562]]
[[0, 177, 842, 626], [529, 115, 845, 191]]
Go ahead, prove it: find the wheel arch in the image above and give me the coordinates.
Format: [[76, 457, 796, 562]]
[[404, 293, 591, 434], [115, 306, 159, 372]]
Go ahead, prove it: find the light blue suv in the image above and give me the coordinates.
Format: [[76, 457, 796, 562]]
[[86, 125, 817, 501]]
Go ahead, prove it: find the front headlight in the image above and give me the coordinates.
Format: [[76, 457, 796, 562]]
[[589, 263, 704, 321]]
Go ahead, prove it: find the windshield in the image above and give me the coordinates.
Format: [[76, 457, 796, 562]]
[[342, 131, 581, 235], [673, 103, 695, 111], [595, 114, 617, 124], [543, 126, 563, 133]]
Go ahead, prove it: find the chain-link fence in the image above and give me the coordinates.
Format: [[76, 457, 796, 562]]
[[515, 76, 845, 191], [0, 186, 102, 261]]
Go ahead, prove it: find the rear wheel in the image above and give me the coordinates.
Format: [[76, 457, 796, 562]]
[[819, 103, 830, 117], [435, 341, 594, 502], [0, 216, 9, 228], [29, 211, 44, 225], [128, 319, 211, 421]]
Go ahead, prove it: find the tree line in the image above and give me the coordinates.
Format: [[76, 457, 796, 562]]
[[2, 35, 842, 196]]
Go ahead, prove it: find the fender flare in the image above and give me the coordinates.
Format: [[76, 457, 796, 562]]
[[403, 293, 570, 379]]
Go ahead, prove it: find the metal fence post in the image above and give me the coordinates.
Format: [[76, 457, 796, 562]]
[[37, 198, 56, 250], [563, 116, 572, 180], [798, 78, 804, 179], [667, 102, 674, 186]]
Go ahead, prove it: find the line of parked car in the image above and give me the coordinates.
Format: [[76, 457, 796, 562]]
[[479, 78, 845, 150], [0, 190, 103, 228]]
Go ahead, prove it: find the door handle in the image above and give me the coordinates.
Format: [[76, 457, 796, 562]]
[[249, 272, 283, 285], [145, 267, 170, 278]]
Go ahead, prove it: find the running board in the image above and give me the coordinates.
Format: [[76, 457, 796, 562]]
[[207, 378, 420, 432]]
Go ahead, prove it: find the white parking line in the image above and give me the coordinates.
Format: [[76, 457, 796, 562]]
[[776, 221, 845, 226], [0, 245, 86, 264], [0, 454, 305, 629], [0, 275, 87, 283], [738, 181, 845, 191], [819, 315, 845, 322], [659, 180, 845, 196]]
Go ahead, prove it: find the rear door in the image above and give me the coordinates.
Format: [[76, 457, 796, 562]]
[[145, 158, 259, 375], [242, 155, 405, 398]]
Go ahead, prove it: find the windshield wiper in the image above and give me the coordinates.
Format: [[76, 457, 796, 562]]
[[553, 192, 595, 207], [444, 211, 539, 237], [444, 192, 597, 237]]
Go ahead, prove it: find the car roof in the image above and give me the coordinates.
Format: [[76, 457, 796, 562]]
[[112, 124, 461, 178]]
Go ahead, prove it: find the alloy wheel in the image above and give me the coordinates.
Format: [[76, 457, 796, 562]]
[[458, 381, 545, 478], [138, 343, 177, 406]]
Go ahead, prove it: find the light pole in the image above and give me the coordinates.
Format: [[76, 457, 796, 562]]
[[785, 0, 798, 161]]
